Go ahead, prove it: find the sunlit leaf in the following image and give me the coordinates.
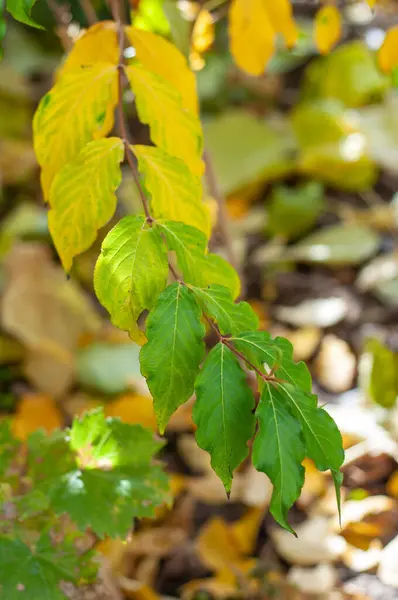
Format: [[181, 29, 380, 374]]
[[133, 145, 210, 236], [229, 0, 275, 76], [126, 25, 198, 115], [191, 9, 214, 55], [314, 5, 341, 55], [126, 65, 203, 176], [194, 343, 255, 493], [57, 21, 118, 78], [94, 216, 168, 343], [49, 137, 124, 272], [33, 63, 118, 199], [378, 25, 398, 74], [140, 282, 205, 433], [253, 382, 305, 533], [266, 0, 298, 48]]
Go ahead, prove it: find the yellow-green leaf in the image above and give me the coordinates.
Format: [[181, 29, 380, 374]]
[[126, 65, 203, 176], [133, 145, 210, 237], [57, 21, 119, 79], [33, 62, 118, 200], [125, 26, 198, 115], [314, 5, 342, 55], [229, 0, 275, 76], [48, 138, 124, 272], [94, 216, 168, 344], [378, 25, 398, 74]]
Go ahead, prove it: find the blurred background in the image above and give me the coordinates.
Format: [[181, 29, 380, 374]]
[[2, 0, 398, 598]]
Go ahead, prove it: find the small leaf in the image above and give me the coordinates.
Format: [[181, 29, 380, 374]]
[[126, 64, 203, 176], [229, 0, 275, 76], [190, 284, 259, 336], [253, 382, 305, 533], [231, 331, 312, 392], [289, 224, 380, 266], [133, 145, 210, 236], [94, 216, 168, 343], [49, 137, 124, 272], [191, 9, 214, 55], [266, 0, 298, 48], [363, 338, 398, 408], [314, 5, 342, 55], [140, 282, 205, 433], [126, 25, 198, 115], [267, 181, 325, 239], [158, 219, 240, 298], [33, 63, 118, 199], [6, 0, 43, 28], [379, 25, 398, 74], [0, 534, 88, 599], [57, 21, 118, 78], [193, 342, 255, 493]]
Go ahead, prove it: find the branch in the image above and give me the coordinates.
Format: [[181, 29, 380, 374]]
[[47, 0, 73, 50], [80, 0, 97, 25]]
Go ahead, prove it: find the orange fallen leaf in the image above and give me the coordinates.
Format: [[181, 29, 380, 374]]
[[12, 394, 63, 440], [387, 471, 398, 498], [105, 394, 157, 430]]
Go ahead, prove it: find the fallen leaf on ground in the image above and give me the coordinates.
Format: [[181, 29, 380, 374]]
[[288, 562, 337, 594], [378, 533, 398, 587], [12, 394, 63, 440], [105, 394, 157, 430], [315, 334, 356, 393]]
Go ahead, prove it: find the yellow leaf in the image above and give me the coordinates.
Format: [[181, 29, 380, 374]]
[[125, 26, 198, 115], [230, 508, 265, 555], [378, 26, 398, 74], [133, 145, 210, 237], [57, 21, 118, 79], [48, 137, 124, 272], [126, 65, 203, 176], [192, 9, 215, 54], [266, 0, 298, 48], [12, 394, 63, 440], [105, 393, 157, 430], [314, 5, 342, 55], [229, 0, 275, 76], [33, 63, 118, 199]]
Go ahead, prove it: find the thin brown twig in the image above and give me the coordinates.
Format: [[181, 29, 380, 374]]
[[80, 0, 98, 25], [47, 0, 73, 50]]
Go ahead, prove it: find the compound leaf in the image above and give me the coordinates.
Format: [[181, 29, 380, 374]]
[[133, 145, 210, 236], [125, 26, 198, 115], [229, 0, 275, 76], [253, 383, 305, 534], [49, 137, 124, 272], [190, 284, 259, 336], [158, 220, 240, 298], [126, 65, 203, 176], [193, 343, 255, 493], [94, 216, 168, 343], [140, 282, 205, 433], [33, 63, 118, 199], [6, 0, 43, 28]]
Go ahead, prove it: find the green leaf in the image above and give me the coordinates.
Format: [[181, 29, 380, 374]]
[[278, 383, 344, 516], [204, 110, 296, 196], [76, 342, 143, 395], [190, 284, 259, 336], [231, 331, 312, 392], [6, 0, 43, 28], [253, 382, 305, 534], [0, 533, 91, 599], [193, 342, 255, 493], [158, 219, 240, 298], [364, 338, 398, 408], [140, 282, 205, 433], [48, 137, 124, 272], [289, 224, 380, 266], [27, 409, 169, 538], [94, 216, 168, 343], [133, 145, 210, 236], [267, 181, 325, 239]]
